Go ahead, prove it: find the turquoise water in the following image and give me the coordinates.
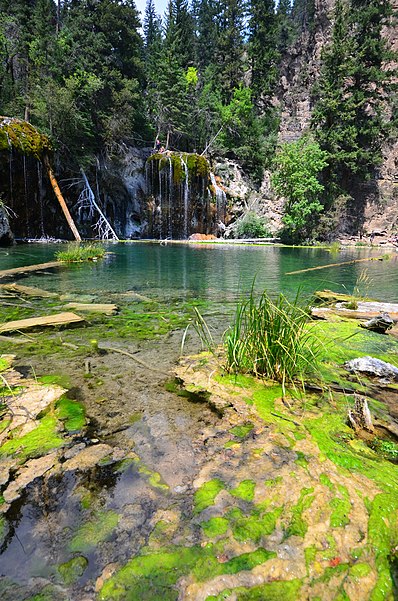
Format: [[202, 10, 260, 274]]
[[1, 242, 397, 304]]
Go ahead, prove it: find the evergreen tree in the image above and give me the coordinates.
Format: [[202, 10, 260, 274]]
[[214, 0, 246, 102], [193, 0, 219, 70], [247, 0, 279, 106], [312, 0, 394, 194]]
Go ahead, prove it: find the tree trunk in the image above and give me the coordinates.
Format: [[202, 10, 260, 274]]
[[44, 155, 81, 241]]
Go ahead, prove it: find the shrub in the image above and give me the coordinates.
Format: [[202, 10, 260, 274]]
[[55, 242, 105, 262], [235, 213, 271, 239], [224, 289, 320, 392]]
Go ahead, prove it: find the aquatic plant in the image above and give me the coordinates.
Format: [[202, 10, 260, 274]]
[[224, 289, 320, 391], [55, 242, 105, 262]]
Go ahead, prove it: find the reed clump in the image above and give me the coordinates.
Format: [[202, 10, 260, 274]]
[[55, 242, 105, 262], [224, 290, 320, 391]]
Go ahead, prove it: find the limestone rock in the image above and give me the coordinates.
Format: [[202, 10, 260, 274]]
[[359, 312, 394, 334], [345, 356, 398, 382]]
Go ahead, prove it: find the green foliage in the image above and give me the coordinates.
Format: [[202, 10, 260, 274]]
[[224, 289, 320, 392], [235, 212, 271, 239], [272, 137, 328, 243], [311, 0, 395, 195], [55, 242, 105, 263]]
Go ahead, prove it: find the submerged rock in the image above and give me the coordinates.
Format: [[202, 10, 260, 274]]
[[345, 356, 398, 382]]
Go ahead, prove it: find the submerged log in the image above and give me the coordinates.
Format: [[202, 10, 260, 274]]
[[63, 302, 118, 315], [0, 261, 61, 279], [0, 283, 59, 298], [0, 312, 85, 333]]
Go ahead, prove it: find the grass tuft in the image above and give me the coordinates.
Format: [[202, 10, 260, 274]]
[[55, 242, 105, 262], [224, 289, 320, 393]]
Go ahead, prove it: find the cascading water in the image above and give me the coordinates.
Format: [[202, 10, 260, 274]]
[[210, 172, 227, 225], [180, 156, 189, 238], [145, 152, 226, 240]]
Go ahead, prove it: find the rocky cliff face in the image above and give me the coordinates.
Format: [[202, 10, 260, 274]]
[[0, 206, 13, 246], [276, 0, 398, 237]]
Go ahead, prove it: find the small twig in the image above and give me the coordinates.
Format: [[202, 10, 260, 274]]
[[270, 411, 301, 427], [103, 346, 168, 375]]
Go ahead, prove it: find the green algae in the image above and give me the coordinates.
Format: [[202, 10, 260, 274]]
[[228, 506, 282, 543], [194, 479, 225, 514], [265, 476, 283, 487], [58, 555, 88, 585], [367, 492, 398, 600], [229, 423, 254, 438], [99, 545, 276, 601], [349, 562, 371, 579], [206, 578, 303, 601], [230, 480, 256, 502], [55, 397, 85, 432], [0, 515, 8, 546], [319, 473, 334, 490], [192, 547, 276, 582], [0, 415, 65, 461], [69, 510, 119, 553], [200, 517, 229, 538], [330, 485, 351, 528], [295, 451, 309, 469], [286, 487, 315, 538], [138, 465, 169, 490], [305, 412, 398, 492]]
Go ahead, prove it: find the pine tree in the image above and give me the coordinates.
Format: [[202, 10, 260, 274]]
[[247, 0, 279, 106], [312, 0, 394, 194], [215, 0, 246, 102]]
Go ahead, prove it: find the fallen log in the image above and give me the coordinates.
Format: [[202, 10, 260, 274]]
[[0, 312, 85, 334], [286, 255, 386, 276]]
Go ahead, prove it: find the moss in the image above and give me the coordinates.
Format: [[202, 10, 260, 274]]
[[58, 555, 88, 585], [230, 480, 256, 502], [0, 117, 52, 159], [99, 546, 206, 601], [229, 423, 254, 438], [200, 517, 229, 538], [192, 547, 276, 582], [69, 510, 119, 553], [286, 487, 315, 538], [194, 479, 225, 514], [206, 579, 303, 601], [137, 464, 169, 490], [265, 476, 283, 487], [55, 397, 85, 432], [228, 506, 282, 543], [295, 451, 309, 469], [349, 562, 372, 579], [0, 415, 65, 461], [367, 492, 398, 600], [319, 473, 334, 490], [0, 356, 13, 372], [330, 485, 351, 528], [304, 545, 317, 570]]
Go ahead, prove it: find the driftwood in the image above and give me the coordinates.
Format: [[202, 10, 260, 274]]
[[44, 155, 81, 242], [103, 345, 168, 375], [0, 312, 85, 334], [348, 394, 374, 432], [359, 313, 394, 334], [286, 255, 385, 276]]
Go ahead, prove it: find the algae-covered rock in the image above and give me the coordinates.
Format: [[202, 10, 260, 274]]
[[0, 117, 52, 159], [58, 555, 88, 585]]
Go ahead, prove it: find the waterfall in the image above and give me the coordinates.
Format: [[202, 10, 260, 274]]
[[180, 156, 189, 238], [144, 152, 222, 240], [210, 172, 227, 224]]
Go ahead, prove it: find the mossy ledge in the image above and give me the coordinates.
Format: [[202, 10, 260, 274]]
[[0, 116, 52, 160], [147, 151, 209, 184]]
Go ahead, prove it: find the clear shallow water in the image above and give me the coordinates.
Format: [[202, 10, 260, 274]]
[[1, 242, 398, 303]]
